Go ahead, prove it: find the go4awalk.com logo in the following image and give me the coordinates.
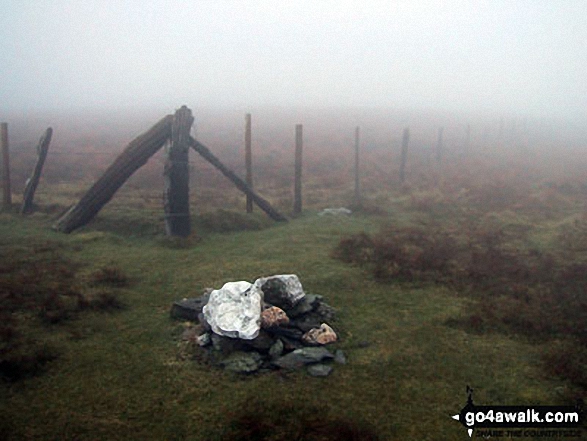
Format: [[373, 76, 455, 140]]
[[451, 387, 584, 438]]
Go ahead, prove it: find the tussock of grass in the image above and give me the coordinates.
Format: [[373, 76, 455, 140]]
[[334, 205, 587, 393], [89, 266, 130, 288], [0, 241, 127, 382]]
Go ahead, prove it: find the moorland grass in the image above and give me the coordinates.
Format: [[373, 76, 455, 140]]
[[0, 206, 575, 440]]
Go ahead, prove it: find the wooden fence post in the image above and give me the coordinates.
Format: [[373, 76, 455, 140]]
[[245, 113, 253, 213], [354, 126, 361, 205], [164, 105, 193, 237], [436, 127, 444, 165], [21, 128, 52, 214], [400, 127, 410, 185], [293, 124, 303, 215], [1, 123, 11, 207]]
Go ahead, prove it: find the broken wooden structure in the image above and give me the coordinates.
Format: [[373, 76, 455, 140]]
[[54, 106, 287, 234], [399, 127, 410, 185], [245, 113, 253, 213], [21, 128, 53, 214], [164, 106, 193, 236], [293, 124, 303, 215], [1, 123, 11, 208]]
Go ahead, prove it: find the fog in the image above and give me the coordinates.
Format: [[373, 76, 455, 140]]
[[1, 1, 586, 125]]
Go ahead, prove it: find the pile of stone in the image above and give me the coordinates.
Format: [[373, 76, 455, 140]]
[[170, 275, 346, 376]]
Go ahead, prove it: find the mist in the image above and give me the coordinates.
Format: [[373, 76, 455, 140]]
[[1, 1, 586, 125]]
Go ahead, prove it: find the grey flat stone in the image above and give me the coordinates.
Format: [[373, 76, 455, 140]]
[[307, 364, 333, 377], [170, 298, 206, 321], [220, 351, 262, 374], [334, 349, 347, 365], [272, 347, 334, 370]]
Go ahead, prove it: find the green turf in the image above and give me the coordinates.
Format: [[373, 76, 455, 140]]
[[0, 209, 576, 440]]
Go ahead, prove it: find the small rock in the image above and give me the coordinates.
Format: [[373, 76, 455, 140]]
[[315, 302, 336, 321], [210, 333, 245, 354], [302, 323, 337, 345], [334, 349, 347, 365], [272, 347, 334, 369], [287, 297, 314, 318], [269, 339, 284, 358], [220, 351, 262, 374], [197, 333, 211, 347], [243, 330, 276, 352], [261, 306, 290, 328], [170, 298, 207, 321], [358, 340, 370, 348], [197, 312, 212, 331], [307, 363, 333, 377], [279, 336, 304, 351], [290, 315, 323, 332], [266, 325, 303, 340], [255, 275, 305, 310], [318, 207, 352, 216]]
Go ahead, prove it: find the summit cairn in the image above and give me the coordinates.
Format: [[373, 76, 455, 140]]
[[171, 275, 343, 376]]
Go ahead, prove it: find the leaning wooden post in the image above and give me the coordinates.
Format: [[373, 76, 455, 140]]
[[436, 127, 444, 165], [189, 137, 287, 222], [1, 123, 11, 208], [21, 128, 53, 214], [354, 126, 361, 205], [54, 115, 172, 233], [164, 106, 193, 237], [399, 127, 410, 185], [293, 124, 303, 215], [245, 113, 253, 213]]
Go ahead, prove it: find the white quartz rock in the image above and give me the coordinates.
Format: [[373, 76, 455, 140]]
[[318, 207, 352, 216], [202, 281, 262, 340]]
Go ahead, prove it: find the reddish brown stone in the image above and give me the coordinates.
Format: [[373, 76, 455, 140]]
[[301, 323, 337, 345], [261, 306, 290, 328]]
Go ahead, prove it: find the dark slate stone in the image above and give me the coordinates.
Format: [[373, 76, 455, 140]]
[[242, 330, 276, 353], [268, 339, 284, 359], [315, 302, 336, 321], [334, 349, 347, 365], [279, 336, 305, 351], [210, 333, 245, 354], [220, 351, 262, 374], [260, 278, 299, 310], [170, 298, 206, 321], [287, 297, 315, 318], [266, 325, 303, 340], [198, 312, 212, 332], [289, 315, 323, 333], [272, 347, 334, 370], [307, 363, 333, 377]]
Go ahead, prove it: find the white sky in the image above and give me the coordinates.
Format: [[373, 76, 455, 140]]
[[1, 1, 586, 122]]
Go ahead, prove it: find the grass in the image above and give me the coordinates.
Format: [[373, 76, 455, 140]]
[[0, 204, 577, 440]]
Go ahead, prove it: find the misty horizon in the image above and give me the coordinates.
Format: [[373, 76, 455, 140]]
[[1, 1, 586, 126]]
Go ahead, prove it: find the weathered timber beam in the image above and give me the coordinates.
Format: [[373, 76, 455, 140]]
[[54, 115, 173, 233], [164, 106, 193, 237], [188, 136, 288, 222], [21, 127, 52, 214]]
